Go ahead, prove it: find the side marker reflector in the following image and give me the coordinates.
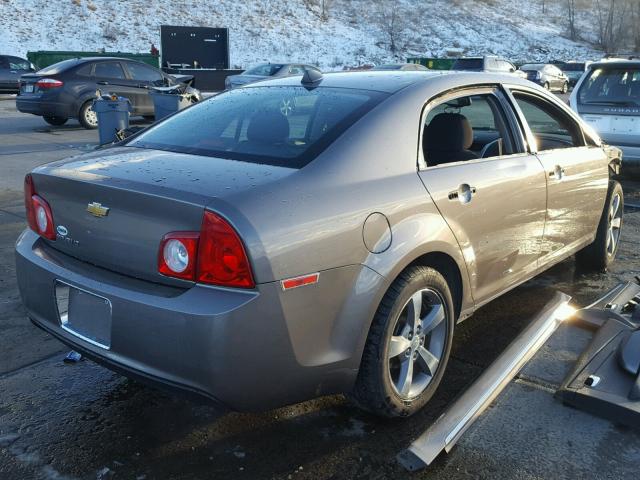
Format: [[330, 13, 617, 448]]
[[281, 273, 319, 291]]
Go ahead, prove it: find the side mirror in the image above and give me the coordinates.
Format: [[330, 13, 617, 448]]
[[509, 67, 515, 73]]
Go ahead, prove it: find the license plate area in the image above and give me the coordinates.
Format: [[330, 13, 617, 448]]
[[55, 281, 112, 349], [23, 84, 34, 93]]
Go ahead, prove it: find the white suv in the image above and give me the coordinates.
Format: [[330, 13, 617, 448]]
[[570, 59, 640, 174]]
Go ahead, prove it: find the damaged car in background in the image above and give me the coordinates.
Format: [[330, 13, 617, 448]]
[[16, 70, 622, 417], [16, 57, 201, 129]]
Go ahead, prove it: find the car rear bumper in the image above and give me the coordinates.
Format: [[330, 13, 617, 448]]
[[15, 229, 376, 410], [15, 96, 73, 118], [619, 144, 640, 172]]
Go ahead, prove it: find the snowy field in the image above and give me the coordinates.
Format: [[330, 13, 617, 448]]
[[1, 0, 602, 69]]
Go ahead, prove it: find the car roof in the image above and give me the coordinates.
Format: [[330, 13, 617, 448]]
[[239, 70, 538, 94], [589, 59, 640, 68]]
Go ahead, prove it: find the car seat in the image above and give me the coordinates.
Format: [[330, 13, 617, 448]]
[[423, 113, 478, 166]]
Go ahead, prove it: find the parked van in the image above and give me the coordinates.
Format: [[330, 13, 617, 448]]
[[570, 59, 640, 173]]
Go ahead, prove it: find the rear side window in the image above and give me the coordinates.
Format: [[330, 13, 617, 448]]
[[126, 62, 163, 82], [423, 93, 516, 166], [76, 63, 93, 76], [129, 86, 387, 168], [94, 62, 125, 79], [512, 92, 584, 151], [578, 67, 640, 106], [244, 64, 284, 76], [0, 57, 8, 69]]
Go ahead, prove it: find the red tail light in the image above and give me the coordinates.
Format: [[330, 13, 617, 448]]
[[24, 174, 56, 240], [197, 211, 255, 288], [35, 78, 64, 89], [157, 211, 255, 288]]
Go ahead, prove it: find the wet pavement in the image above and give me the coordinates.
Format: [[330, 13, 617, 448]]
[[1, 97, 640, 479]]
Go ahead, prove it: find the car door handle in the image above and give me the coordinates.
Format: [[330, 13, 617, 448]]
[[448, 184, 477, 204], [549, 165, 566, 180]]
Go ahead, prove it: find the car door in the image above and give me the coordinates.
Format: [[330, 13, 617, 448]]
[[94, 61, 140, 112], [122, 61, 165, 115], [418, 87, 548, 305], [507, 87, 609, 267]]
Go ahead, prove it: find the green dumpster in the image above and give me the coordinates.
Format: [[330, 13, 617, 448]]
[[407, 58, 456, 70], [27, 51, 160, 70]]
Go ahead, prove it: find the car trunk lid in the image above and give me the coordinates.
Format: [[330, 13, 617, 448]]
[[30, 146, 295, 286]]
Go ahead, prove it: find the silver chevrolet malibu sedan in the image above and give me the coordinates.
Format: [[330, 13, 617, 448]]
[[16, 70, 623, 417]]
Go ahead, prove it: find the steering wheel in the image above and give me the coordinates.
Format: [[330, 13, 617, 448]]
[[479, 138, 501, 159]]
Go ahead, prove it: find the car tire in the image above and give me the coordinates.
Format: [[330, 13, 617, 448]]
[[576, 180, 623, 272], [561, 82, 569, 94], [43, 115, 68, 126], [351, 266, 455, 417], [78, 100, 98, 129], [544, 82, 550, 90]]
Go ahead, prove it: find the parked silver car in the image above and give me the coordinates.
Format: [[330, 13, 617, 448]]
[[520, 63, 569, 93], [16, 71, 622, 417], [570, 59, 640, 173], [224, 62, 322, 89]]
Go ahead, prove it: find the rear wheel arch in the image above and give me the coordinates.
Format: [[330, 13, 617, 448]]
[[405, 251, 463, 322]]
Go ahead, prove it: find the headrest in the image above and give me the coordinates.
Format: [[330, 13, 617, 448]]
[[247, 111, 289, 144], [424, 113, 473, 151]]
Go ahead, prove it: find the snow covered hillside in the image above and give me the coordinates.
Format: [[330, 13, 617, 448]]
[[0, 0, 602, 69]]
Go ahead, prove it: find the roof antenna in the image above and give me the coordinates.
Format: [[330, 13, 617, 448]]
[[301, 69, 323, 87]]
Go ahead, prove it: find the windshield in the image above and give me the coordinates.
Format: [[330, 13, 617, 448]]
[[129, 86, 387, 168], [37, 58, 82, 74], [243, 64, 284, 76], [578, 66, 640, 106], [452, 58, 483, 70], [375, 64, 402, 70]]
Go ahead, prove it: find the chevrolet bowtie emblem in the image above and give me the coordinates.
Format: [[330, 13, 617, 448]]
[[87, 202, 109, 217]]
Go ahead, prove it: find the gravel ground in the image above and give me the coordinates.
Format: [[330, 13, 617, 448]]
[[1, 96, 638, 480]]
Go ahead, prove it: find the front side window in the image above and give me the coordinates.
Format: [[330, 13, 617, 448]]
[[126, 62, 163, 82], [423, 93, 515, 166], [512, 92, 584, 151], [94, 62, 125, 79], [129, 86, 386, 168], [578, 66, 640, 106]]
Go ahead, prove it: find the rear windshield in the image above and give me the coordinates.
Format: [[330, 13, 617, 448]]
[[562, 63, 585, 71], [37, 59, 81, 74], [129, 86, 387, 168], [452, 59, 483, 70], [578, 66, 640, 106], [244, 64, 284, 76]]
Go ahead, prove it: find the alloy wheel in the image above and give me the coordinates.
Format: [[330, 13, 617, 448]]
[[387, 288, 447, 399], [607, 192, 622, 256], [85, 105, 98, 127]]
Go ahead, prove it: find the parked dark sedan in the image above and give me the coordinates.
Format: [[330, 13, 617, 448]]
[[16, 57, 198, 128], [0, 55, 35, 93], [520, 63, 569, 93], [225, 63, 322, 89]]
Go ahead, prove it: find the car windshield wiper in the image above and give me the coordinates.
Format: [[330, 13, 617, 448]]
[[582, 100, 639, 107]]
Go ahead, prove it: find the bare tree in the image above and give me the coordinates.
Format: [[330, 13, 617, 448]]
[[374, 0, 407, 54], [594, 0, 630, 53], [566, 0, 578, 40]]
